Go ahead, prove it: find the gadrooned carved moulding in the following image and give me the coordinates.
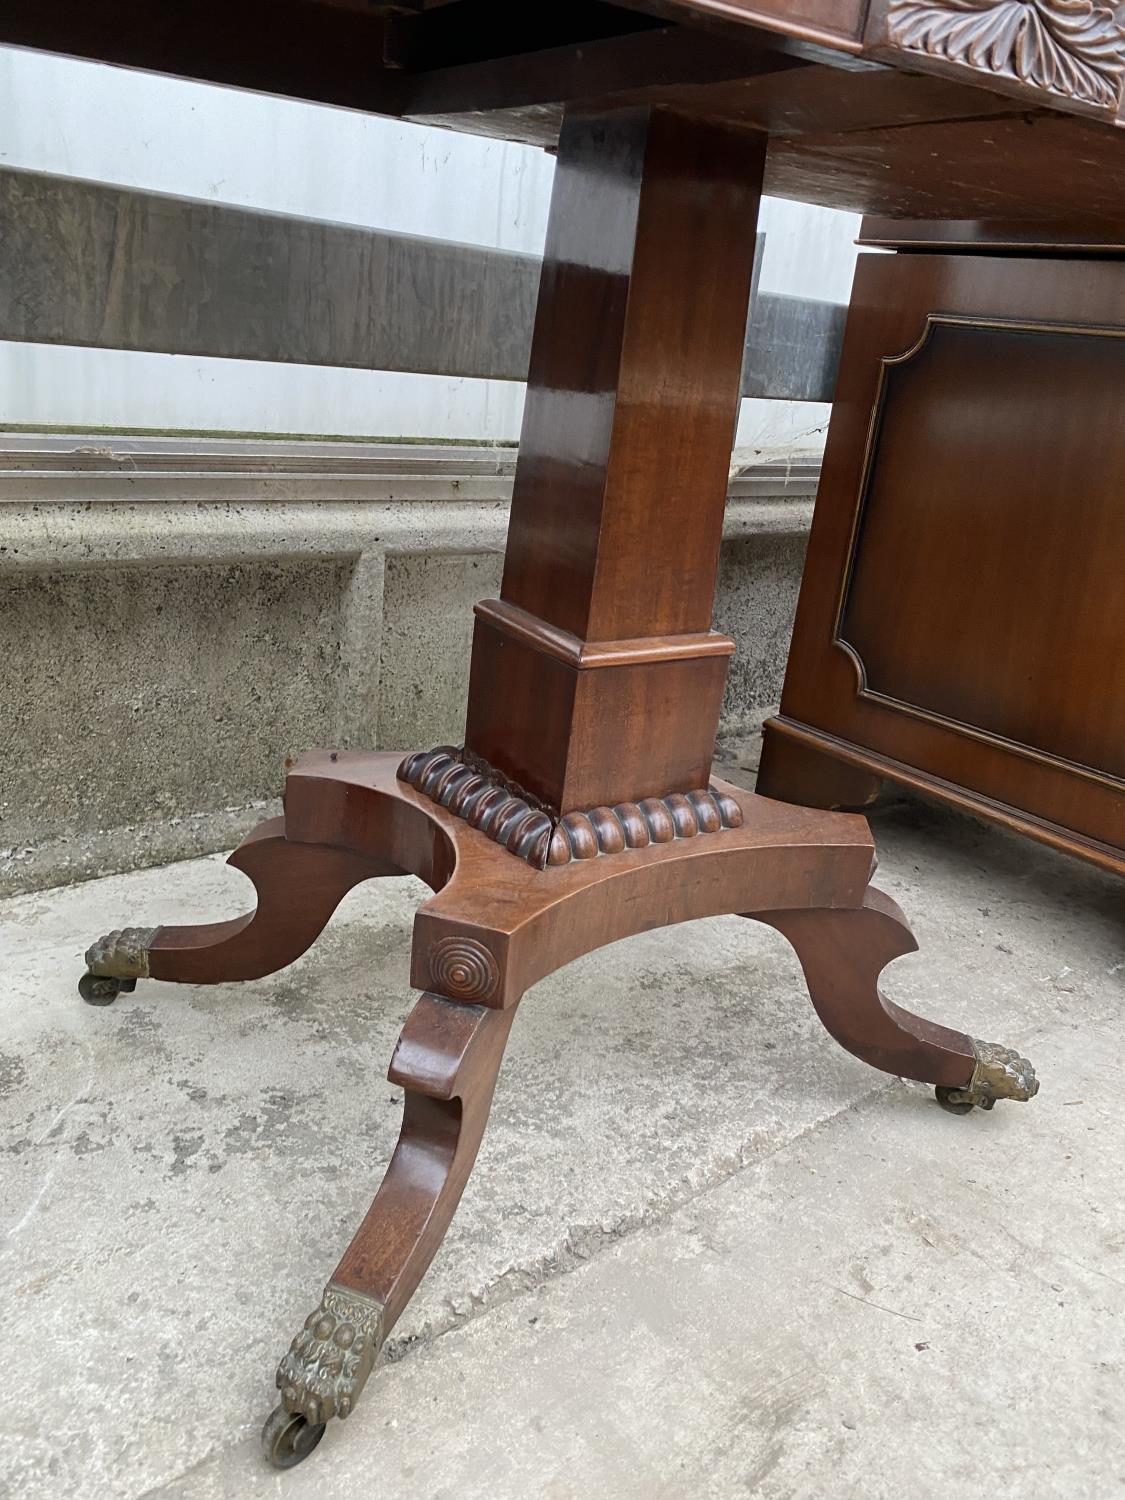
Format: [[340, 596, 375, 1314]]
[[397, 746, 743, 869], [398, 745, 556, 865], [886, 0, 1125, 110]]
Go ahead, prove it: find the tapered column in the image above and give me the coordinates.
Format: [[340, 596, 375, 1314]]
[[464, 106, 766, 814]]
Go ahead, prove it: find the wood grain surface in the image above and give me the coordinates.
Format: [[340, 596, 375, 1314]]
[[759, 248, 1125, 874]]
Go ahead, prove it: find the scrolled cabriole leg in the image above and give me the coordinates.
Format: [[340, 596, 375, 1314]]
[[262, 990, 517, 1468], [77, 816, 398, 1002], [754, 887, 1039, 1114]]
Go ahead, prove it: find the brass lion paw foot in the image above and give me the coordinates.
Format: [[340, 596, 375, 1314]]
[[78, 926, 158, 1005], [264, 1285, 385, 1468], [936, 1039, 1040, 1115]]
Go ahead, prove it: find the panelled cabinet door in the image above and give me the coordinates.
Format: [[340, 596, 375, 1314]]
[[768, 249, 1125, 873]]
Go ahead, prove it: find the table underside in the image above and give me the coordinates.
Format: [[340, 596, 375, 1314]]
[[5, 0, 1125, 230]]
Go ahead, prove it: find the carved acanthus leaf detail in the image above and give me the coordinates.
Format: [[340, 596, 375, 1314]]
[[887, 0, 1125, 109]]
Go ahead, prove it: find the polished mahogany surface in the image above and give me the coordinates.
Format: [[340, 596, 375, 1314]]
[[500, 109, 763, 642], [464, 107, 764, 811], [844, 319, 1125, 781], [759, 247, 1125, 874]]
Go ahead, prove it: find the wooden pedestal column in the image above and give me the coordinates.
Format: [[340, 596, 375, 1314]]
[[463, 107, 765, 813]]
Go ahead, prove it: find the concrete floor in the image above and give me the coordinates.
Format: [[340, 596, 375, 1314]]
[[1, 786, 1122, 1499]]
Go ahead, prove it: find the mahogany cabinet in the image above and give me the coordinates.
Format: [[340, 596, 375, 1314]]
[[759, 225, 1125, 876]]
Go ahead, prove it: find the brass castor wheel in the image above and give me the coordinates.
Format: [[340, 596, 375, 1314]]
[[262, 1405, 327, 1469], [78, 972, 136, 1006], [936, 1042, 1039, 1114], [935, 1085, 981, 1115]]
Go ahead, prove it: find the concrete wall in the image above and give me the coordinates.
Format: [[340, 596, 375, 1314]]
[[0, 442, 815, 895]]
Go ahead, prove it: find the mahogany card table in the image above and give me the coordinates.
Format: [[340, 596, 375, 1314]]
[[9, 0, 1123, 1468]]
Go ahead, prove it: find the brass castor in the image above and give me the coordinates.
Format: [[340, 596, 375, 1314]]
[[935, 1041, 1039, 1114], [78, 972, 136, 1006], [262, 1404, 327, 1469], [935, 1085, 985, 1115]]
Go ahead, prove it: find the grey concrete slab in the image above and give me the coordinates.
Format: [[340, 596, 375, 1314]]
[[166, 1017, 1125, 1500], [0, 792, 1121, 1499]]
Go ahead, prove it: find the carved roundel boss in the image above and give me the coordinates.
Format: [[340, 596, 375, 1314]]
[[429, 935, 500, 1002]]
